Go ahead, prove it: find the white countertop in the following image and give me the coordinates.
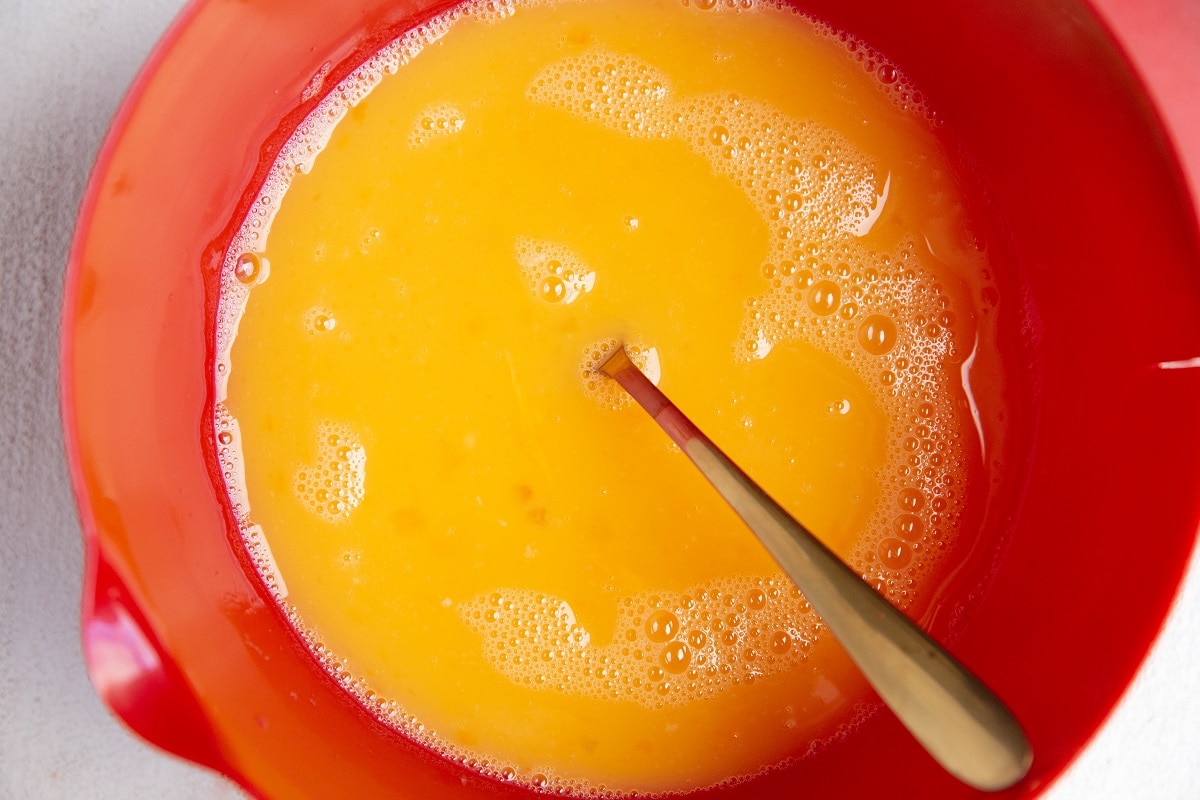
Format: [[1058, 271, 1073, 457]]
[[1, 1, 1196, 797]]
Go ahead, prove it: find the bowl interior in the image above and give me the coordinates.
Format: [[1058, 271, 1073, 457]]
[[62, 0, 1200, 798]]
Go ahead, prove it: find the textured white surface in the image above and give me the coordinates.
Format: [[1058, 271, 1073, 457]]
[[0, 1, 240, 798], [0, 1, 1196, 798]]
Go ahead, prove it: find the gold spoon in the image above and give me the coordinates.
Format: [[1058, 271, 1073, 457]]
[[599, 345, 1032, 792]]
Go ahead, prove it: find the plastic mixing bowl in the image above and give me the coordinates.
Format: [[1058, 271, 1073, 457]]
[[61, 1, 1200, 797]]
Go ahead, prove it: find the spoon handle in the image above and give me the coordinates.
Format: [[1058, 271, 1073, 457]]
[[601, 347, 1032, 792]]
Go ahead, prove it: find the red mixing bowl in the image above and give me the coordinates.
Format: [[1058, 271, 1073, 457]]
[[60, 0, 1200, 798]]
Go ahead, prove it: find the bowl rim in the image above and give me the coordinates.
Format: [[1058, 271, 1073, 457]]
[[58, 0, 1200, 798]]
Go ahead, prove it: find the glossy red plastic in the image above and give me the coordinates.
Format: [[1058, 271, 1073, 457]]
[[61, 1, 1200, 798]]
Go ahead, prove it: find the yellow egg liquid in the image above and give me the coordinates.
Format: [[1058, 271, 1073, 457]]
[[215, 0, 997, 794]]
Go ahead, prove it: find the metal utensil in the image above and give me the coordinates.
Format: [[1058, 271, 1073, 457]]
[[599, 345, 1032, 792]]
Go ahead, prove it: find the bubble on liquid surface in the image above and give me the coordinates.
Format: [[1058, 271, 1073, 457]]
[[857, 314, 897, 355], [461, 577, 818, 707], [877, 537, 912, 570], [579, 338, 662, 409], [213, 403, 250, 523], [293, 422, 367, 522], [892, 513, 924, 541], [302, 306, 338, 334], [807, 281, 841, 316], [233, 252, 269, 285], [645, 609, 679, 642], [408, 102, 466, 148], [516, 237, 596, 305]]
